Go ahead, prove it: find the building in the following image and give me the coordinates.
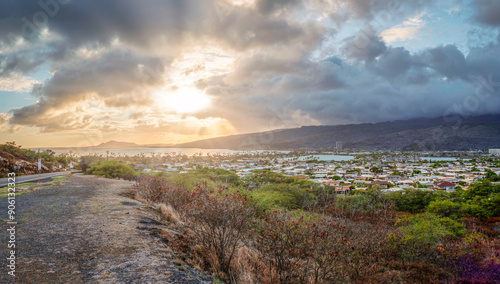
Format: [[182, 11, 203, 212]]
[[371, 180, 389, 189], [336, 141, 343, 151], [489, 149, 500, 155], [335, 185, 351, 194], [434, 181, 456, 192]]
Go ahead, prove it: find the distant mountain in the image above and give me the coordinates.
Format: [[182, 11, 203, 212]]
[[176, 114, 500, 151], [94, 140, 140, 148], [144, 143, 175, 148]]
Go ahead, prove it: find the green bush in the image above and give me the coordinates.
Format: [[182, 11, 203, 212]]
[[397, 212, 465, 246], [86, 160, 138, 180], [251, 183, 308, 211], [426, 199, 463, 220], [80, 156, 104, 172], [387, 188, 436, 213], [464, 179, 500, 199], [162, 167, 242, 191], [463, 193, 500, 220]]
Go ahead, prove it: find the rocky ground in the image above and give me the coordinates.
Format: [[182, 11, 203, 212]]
[[0, 174, 213, 283]]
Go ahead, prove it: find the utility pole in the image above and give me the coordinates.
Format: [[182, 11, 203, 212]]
[[107, 150, 109, 161]]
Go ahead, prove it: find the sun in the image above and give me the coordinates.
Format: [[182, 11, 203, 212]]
[[155, 88, 211, 113]]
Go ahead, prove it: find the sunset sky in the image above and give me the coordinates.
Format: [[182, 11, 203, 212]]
[[1, 0, 500, 147]]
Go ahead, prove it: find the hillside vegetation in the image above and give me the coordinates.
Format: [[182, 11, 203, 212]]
[[0, 142, 76, 177], [130, 167, 500, 283]]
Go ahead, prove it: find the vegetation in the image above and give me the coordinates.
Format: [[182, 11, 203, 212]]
[[386, 188, 436, 213], [0, 141, 76, 177], [132, 167, 500, 283], [85, 160, 138, 180]]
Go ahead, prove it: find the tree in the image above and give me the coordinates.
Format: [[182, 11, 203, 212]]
[[485, 170, 500, 182], [393, 213, 464, 265], [370, 166, 383, 174], [427, 199, 463, 220], [387, 188, 436, 213]]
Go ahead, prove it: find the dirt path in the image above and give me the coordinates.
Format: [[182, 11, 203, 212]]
[[0, 174, 213, 283]]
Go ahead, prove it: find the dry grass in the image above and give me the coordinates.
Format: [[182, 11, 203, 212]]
[[157, 203, 182, 225], [229, 246, 265, 284]]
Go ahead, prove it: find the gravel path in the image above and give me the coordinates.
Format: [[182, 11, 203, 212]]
[[0, 174, 213, 283]]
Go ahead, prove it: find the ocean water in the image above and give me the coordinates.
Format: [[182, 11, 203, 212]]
[[33, 147, 252, 157], [420, 157, 460, 161], [296, 154, 355, 161]]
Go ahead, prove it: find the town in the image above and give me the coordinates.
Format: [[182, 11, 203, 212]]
[[116, 149, 500, 194]]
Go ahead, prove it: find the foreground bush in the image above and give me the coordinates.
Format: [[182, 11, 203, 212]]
[[134, 175, 189, 209], [183, 185, 255, 280], [86, 160, 138, 180], [134, 176, 255, 281], [256, 212, 397, 283]]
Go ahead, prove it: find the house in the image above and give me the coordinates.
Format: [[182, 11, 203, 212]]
[[434, 181, 456, 192], [386, 175, 402, 182], [335, 185, 352, 194], [371, 180, 389, 189], [322, 180, 341, 186], [295, 174, 309, 180], [354, 176, 366, 183]]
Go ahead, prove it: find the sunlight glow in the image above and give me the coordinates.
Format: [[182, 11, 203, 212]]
[[155, 88, 211, 113]]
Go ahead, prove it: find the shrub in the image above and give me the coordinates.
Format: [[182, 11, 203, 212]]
[[182, 185, 255, 280], [86, 160, 138, 180], [79, 155, 104, 172], [134, 175, 189, 210], [158, 203, 182, 225], [251, 183, 307, 211], [391, 212, 465, 267], [446, 253, 500, 283], [427, 199, 463, 220], [387, 188, 436, 213], [463, 193, 500, 220], [256, 213, 309, 283], [399, 212, 465, 244], [464, 179, 500, 200], [256, 213, 393, 283], [334, 189, 393, 221]]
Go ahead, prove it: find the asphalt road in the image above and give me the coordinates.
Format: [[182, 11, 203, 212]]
[[0, 171, 81, 187]]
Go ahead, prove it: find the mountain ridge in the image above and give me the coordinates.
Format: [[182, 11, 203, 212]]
[[175, 114, 500, 150]]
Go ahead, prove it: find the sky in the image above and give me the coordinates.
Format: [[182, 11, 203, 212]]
[[1, 0, 500, 147]]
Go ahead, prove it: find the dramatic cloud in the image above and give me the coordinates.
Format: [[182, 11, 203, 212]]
[[343, 29, 387, 62], [0, 72, 38, 92], [381, 12, 427, 43], [0, 0, 499, 146], [473, 0, 500, 26]]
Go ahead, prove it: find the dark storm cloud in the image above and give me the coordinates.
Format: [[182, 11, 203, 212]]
[[210, 9, 322, 51], [418, 45, 468, 81], [0, 52, 43, 76], [324, 0, 435, 24], [343, 29, 387, 62], [0, 0, 317, 53], [368, 47, 412, 79], [256, 0, 301, 14], [198, 36, 500, 131], [473, 0, 500, 27], [0, 0, 206, 51]]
